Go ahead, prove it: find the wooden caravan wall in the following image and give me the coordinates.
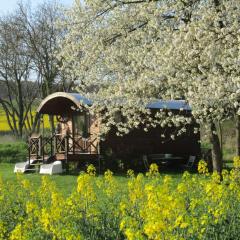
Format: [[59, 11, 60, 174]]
[[59, 118, 73, 136], [89, 114, 100, 137], [100, 110, 201, 159], [89, 114, 100, 153], [71, 112, 100, 154], [101, 125, 200, 158], [56, 112, 100, 154]]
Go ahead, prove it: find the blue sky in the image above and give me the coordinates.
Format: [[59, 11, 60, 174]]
[[0, 0, 74, 15]]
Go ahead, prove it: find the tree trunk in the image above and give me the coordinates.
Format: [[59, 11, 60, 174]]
[[236, 115, 240, 156], [218, 121, 223, 158], [31, 113, 41, 135], [209, 122, 223, 173]]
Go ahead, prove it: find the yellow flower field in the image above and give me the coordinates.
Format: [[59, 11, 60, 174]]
[[0, 109, 11, 131], [0, 160, 240, 240], [0, 108, 50, 132]]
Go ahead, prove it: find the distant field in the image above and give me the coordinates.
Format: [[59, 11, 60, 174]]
[[0, 108, 50, 132], [0, 108, 11, 131], [201, 120, 236, 162]]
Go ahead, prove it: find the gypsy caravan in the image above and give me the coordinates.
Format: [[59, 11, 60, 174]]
[[14, 92, 201, 174]]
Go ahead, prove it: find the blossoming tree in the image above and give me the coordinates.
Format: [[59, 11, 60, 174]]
[[163, 0, 240, 172], [60, 0, 240, 172]]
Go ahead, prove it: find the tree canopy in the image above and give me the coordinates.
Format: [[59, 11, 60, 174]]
[[60, 0, 240, 171]]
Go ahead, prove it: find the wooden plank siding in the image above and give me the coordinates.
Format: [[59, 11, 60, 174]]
[[100, 124, 200, 159]]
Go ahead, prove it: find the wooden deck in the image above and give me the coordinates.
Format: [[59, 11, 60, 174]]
[[28, 134, 99, 164]]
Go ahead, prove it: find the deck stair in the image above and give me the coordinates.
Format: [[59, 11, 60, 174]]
[[14, 156, 52, 173], [14, 159, 39, 173]]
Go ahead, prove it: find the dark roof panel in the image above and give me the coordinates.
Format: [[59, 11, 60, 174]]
[[69, 93, 93, 106], [67, 93, 191, 110], [147, 100, 191, 110]]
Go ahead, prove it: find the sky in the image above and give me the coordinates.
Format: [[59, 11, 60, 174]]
[[0, 0, 74, 15]]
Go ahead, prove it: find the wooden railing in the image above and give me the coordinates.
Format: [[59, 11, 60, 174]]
[[54, 134, 68, 154], [28, 136, 42, 162], [28, 134, 56, 164], [28, 134, 99, 163], [68, 135, 98, 154]]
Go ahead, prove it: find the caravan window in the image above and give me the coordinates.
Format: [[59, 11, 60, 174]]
[[73, 113, 89, 138]]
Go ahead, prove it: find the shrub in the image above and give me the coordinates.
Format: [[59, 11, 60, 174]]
[[0, 142, 27, 163]]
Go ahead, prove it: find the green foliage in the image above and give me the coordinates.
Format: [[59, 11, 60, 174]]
[[0, 142, 27, 163]]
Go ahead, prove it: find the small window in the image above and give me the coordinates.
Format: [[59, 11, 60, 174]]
[[73, 113, 89, 138]]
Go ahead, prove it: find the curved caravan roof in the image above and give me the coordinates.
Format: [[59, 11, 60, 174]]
[[37, 92, 191, 115], [37, 92, 92, 115]]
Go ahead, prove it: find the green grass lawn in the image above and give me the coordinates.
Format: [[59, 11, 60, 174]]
[[0, 163, 184, 197], [0, 163, 78, 196], [0, 163, 131, 196]]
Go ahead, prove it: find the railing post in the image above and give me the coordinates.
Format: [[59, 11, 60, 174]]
[[28, 138, 31, 165], [65, 136, 69, 170], [36, 137, 39, 160], [84, 138, 87, 153], [97, 141, 100, 155], [73, 135, 75, 154], [88, 137, 93, 154], [50, 134, 53, 157], [40, 136, 44, 162], [54, 135, 57, 154]]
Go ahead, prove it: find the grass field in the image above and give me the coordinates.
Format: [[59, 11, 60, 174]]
[[0, 163, 79, 196], [0, 163, 184, 197]]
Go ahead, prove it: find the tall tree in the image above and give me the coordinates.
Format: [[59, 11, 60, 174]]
[[163, 0, 240, 172], [18, 2, 60, 97], [60, 0, 240, 172], [0, 14, 39, 137], [18, 2, 75, 132], [60, 0, 196, 136]]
